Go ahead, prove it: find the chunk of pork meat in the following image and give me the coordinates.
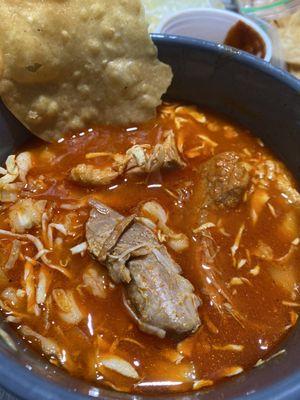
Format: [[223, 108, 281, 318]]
[[86, 200, 201, 338], [71, 130, 185, 186], [196, 152, 249, 209], [70, 164, 121, 187]]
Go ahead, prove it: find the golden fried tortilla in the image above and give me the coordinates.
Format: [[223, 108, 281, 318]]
[[289, 66, 300, 79], [0, 0, 172, 141], [276, 10, 300, 78]]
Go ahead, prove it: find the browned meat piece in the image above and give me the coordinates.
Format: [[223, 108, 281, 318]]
[[86, 200, 201, 338], [70, 153, 128, 186], [196, 152, 249, 209], [70, 164, 122, 186], [71, 130, 185, 186], [276, 174, 300, 207]]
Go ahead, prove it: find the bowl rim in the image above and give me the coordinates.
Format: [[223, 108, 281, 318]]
[[153, 33, 300, 89], [0, 34, 299, 400]]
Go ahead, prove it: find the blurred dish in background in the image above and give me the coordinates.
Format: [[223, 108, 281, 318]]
[[237, 0, 299, 20], [157, 8, 273, 61], [142, 0, 224, 32], [275, 9, 300, 79]]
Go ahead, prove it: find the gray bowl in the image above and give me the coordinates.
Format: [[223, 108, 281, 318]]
[[0, 35, 299, 400]]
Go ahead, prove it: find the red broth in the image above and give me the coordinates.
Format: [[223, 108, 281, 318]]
[[0, 102, 299, 393]]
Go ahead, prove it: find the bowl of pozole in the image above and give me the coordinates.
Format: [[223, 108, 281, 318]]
[[0, 3, 299, 400]]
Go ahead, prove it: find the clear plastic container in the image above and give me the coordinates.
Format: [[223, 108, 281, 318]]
[[156, 7, 286, 65], [236, 0, 299, 69], [158, 8, 273, 60], [145, 0, 287, 69], [237, 0, 300, 20], [251, 16, 286, 68]]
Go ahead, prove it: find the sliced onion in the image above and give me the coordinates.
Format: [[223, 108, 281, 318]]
[[0, 327, 17, 351], [0, 156, 19, 188], [250, 189, 270, 225], [60, 203, 82, 210], [193, 222, 216, 233], [21, 325, 60, 357], [4, 240, 21, 270], [8, 199, 46, 233], [5, 155, 18, 176], [82, 267, 107, 298], [100, 355, 139, 379], [70, 242, 87, 255], [34, 249, 50, 261], [213, 344, 244, 352], [47, 223, 68, 249], [231, 224, 245, 257], [0, 186, 18, 203], [142, 201, 168, 225], [36, 266, 52, 305], [193, 379, 214, 390], [198, 134, 218, 147], [24, 260, 40, 316], [0, 229, 71, 278], [52, 289, 83, 325], [167, 235, 189, 253], [1, 287, 19, 305], [222, 366, 243, 377], [16, 152, 32, 182]]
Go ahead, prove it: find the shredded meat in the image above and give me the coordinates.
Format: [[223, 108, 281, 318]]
[[127, 130, 185, 174], [86, 200, 201, 338], [276, 174, 300, 207], [252, 240, 298, 295], [254, 159, 300, 207], [71, 131, 185, 186]]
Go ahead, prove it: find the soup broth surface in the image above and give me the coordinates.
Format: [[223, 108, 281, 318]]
[[0, 102, 299, 393]]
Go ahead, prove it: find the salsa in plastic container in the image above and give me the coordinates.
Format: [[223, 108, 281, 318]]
[[143, 0, 288, 69], [157, 8, 273, 60]]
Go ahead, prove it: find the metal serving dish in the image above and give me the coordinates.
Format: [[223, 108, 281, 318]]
[[0, 35, 299, 400]]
